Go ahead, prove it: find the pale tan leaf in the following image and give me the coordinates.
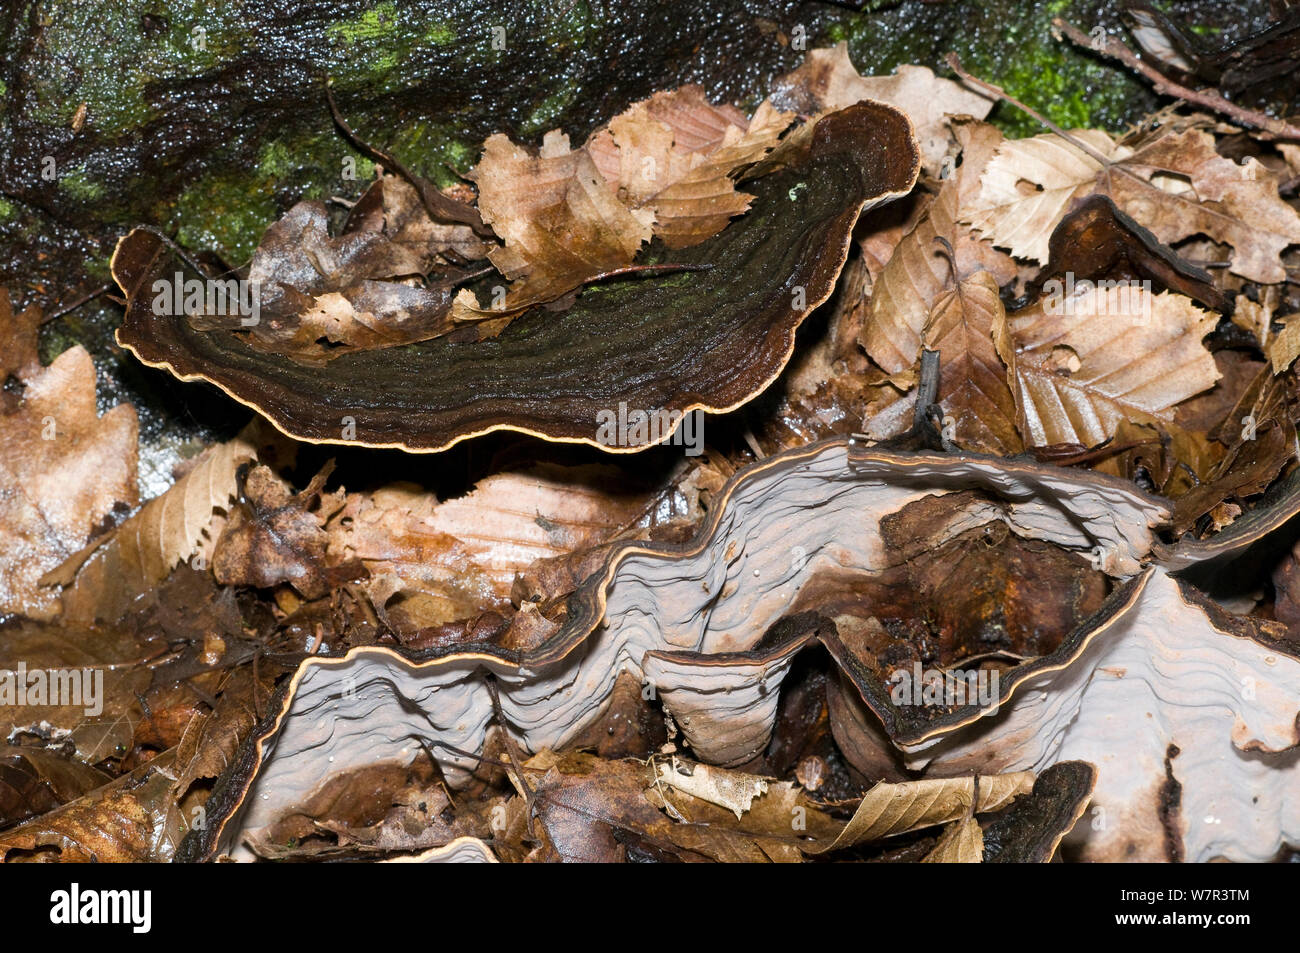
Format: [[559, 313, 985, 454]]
[[806, 771, 1033, 852], [452, 129, 655, 321], [1269, 313, 1300, 375], [57, 432, 258, 624], [326, 464, 660, 631], [1010, 287, 1221, 447], [652, 758, 769, 820], [921, 816, 984, 862], [0, 345, 138, 620], [1114, 129, 1300, 284], [964, 129, 1119, 264], [923, 270, 1022, 454], [645, 99, 792, 248]]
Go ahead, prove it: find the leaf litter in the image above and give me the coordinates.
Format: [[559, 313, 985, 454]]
[[7, 29, 1300, 865]]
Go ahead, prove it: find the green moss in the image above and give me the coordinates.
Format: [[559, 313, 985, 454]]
[[25, 0, 244, 137], [0, 199, 13, 222], [386, 121, 479, 186], [59, 168, 105, 201], [167, 170, 278, 263], [521, 86, 577, 135], [424, 21, 457, 46], [257, 141, 300, 181], [327, 2, 402, 45]]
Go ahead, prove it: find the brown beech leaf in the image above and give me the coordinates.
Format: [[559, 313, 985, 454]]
[[1112, 128, 1300, 284], [454, 88, 795, 324], [0, 748, 112, 828], [0, 618, 155, 764], [1009, 287, 1220, 447], [228, 203, 456, 359], [0, 341, 138, 620], [1269, 314, 1300, 374], [0, 751, 186, 862], [769, 43, 995, 175], [214, 463, 349, 599], [922, 270, 1021, 454], [1170, 366, 1296, 535], [520, 749, 787, 862], [803, 772, 1034, 853], [588, 88, 792, 249], [967, 126, 1300, 283], [173, 662, 283, 802], [862, 121, 1017, 380], [451, 129, 656, 321]]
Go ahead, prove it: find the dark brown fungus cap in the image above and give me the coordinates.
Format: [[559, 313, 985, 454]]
[[113, 102, 919, 454]]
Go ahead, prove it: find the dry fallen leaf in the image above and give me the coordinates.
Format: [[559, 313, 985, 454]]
[[1008, 287, 1220, 447], [966, 126, 1300, 284], [769, 43, 995, 176], [803, 772, 1034, 853], [862, 121, 1017, 381], [923, 269, 1021, 454]]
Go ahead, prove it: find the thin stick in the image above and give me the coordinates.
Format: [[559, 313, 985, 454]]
[[325, 79, 490, 235], [946, 54, 1116, 168], [42, 283, 111, 323], [1053, 18, 1300, 141]]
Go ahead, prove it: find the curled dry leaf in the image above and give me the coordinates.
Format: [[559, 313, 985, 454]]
[[768, 43, 995, 176], [923, 270, 1021, 455], [453, 86, 793, 323], [963, 128, 1120, 265], [966, 125, 1300, 283], [0, 748, 112, 828], [861, 121, 1017, 381], [803, 771, 1032, 853], [921, 816, 983, 863], [0, 751, 186, 863], [55, 431, 259, 625]]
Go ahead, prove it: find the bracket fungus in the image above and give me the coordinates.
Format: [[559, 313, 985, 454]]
[[112, 103, 919, 454], [183, 437, 1176, 860], [887, 569, 1300, 862]]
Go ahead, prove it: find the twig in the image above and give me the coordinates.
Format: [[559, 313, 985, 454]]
[[324, 79, 490, 235], [946, 54, 1116, 168], [485, 676, 538, 838], [1053, 18, 1300, 141]]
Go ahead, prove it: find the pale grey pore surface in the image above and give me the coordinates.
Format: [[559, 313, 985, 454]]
[[903, 568, 1300, 862], [224, 442, 1169, 858]]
